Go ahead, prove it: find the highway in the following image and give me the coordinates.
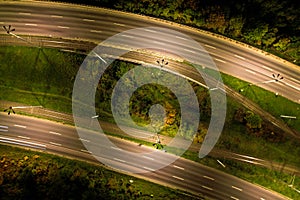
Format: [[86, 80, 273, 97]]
[[0, 1, 299, 103], [0, 1, 299, 199], [0, 113, 288, 199]]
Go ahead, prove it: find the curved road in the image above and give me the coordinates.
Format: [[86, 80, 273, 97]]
[[0, 1, 299, 199], [0, 113, 288, 199], [0, 1, 299, 103]]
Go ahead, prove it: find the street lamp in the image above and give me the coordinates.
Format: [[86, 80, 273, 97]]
[[3, 25, 34, 45], [239, 73, 284, 95], [156, 59, 168, 68]]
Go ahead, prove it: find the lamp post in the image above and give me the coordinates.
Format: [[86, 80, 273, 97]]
[[3, 25, 34, 45], [239, 73, 284, 95]]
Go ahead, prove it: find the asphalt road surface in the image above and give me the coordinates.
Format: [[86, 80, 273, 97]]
[[0, 113, 288, 199], [0, 1, 299, 103]]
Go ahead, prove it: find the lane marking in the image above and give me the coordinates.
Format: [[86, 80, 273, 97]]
[[260, 198, 265, 200], [144, 28, 157, 33], [175, 36, 188, 40], [79, 138, 90, 143], [83, 18, 95, 22], [14, 124, 27, 129], [172, 176, 184, 181], [0, 22, 4, 24], [283, 82, 300, 92], [0, 129, 8, 132], [183, 48, 196, 54], [245, 69, 256, 75], [143, 155, 154, 160], [205, 44, 217, 49], [49, 131, 61, 136], [232, 185, 243, 191], [0, 125, 8, 129], [201, 185, 213, 190], [203, 175, 215, 181], [25, 23, 37, 26], [19, 12, 31, 15], [90, 30, 102, 33], [113, 158, 126, 163], [215, 58, 226, 63], [173, 165, 184, 170], [0, 136, 46, 149], [113, 22, 125, 27], [261, 65, 273, 72], [234, 54, 246, 60], [231, 196, 239, 200], [49, 142, 62, 146], [18, 136, 30, 140], [290, 77, 300, 84], [81, 149, 92, 154], [143, 166, 154, 171], [57, 26, 69, 29], [111, 146, 123, 151], [153, 41, 166, 45], [51, 15, 63, 18], [121, 34, 134, 38]]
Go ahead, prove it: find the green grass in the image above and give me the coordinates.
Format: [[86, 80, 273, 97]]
[[221, 72, 300, 131], [0, 144, 201, 200]]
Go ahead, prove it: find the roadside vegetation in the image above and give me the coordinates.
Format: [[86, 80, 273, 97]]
[[0, 144, 200, 200], [45, 0, 300, 65], [1, 46, 300, 198]]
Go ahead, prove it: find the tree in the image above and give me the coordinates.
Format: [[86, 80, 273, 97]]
[[244, 111, 262, 129]]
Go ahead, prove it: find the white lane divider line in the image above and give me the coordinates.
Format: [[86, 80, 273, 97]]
[[49, 142, 62, 146], [205, 44, 217, 49], [144, 28, 157, 33], [245, 69, 256, 75], [81, 149, 92, 154], [111, 146, 123, 151], [143, 155, 154, 160], [18, 136, 30, 140], [183, 48, 196, 54], [172, 176, 184, 181], [25, 23, 37, 26], [14, 124, 27, 129], [19, 12, 31, 15], [79, 138, 90, 143], [49, 131, 61, 136], [290, 77, 300, 84], [175, 36, 188, 40], [57, 26, 69, 29], [231, 196, 239, 200], [214, 58, 226, 63], [232, 185, 243, 191], [0, 129, 8, 132], [203, 175, 215, 181], [261, 65, 273, 72], [83, 18, 95, 22], [154, 41, 166, 45], [234, 54, 246, 60], [143, 166, 154, 171], [173, 165, 185, 170], [113, 22, 125, 27], [0, 136, 46, 149], [90, 30, 102, 33], [113, 158, 126, 163], [121, 34, 134, 38], [51, 15, 63, 18], [283, 82, 300, 92], [201, 185, 213, 190], [0, 125, 8, 129]]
